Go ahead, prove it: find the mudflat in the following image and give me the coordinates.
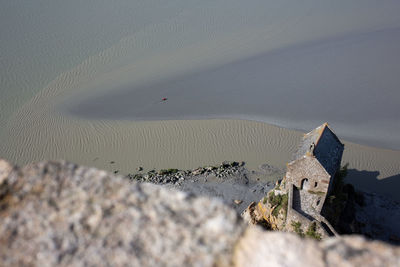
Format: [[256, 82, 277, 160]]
[[1, 1, 400, 201]]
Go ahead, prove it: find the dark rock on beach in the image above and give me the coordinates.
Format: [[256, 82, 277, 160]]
[[126, 161, 275, 213]]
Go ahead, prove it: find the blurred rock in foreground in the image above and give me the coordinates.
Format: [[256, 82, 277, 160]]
[[0, 159, 399, 266]]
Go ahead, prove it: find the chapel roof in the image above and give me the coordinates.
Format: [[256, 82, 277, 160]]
[[291, 123, 344, 176]]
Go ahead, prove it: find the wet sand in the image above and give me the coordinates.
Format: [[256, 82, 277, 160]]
[[2, 32, 400, 200], [2, 100, 400, 200], [1, 1, 400, 201], [66, 28, 400, 150]]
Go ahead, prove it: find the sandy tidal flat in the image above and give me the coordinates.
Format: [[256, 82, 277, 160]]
[[1, 0, 400, 200], [2, 108, 400, 200]]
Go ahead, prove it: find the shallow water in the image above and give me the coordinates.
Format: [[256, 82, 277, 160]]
[[66, 28, 400, 150]]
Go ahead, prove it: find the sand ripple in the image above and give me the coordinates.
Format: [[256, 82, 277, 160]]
[[1, 0, 400, 200]]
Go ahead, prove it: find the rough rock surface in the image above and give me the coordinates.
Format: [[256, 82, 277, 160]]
[[1, 159, 399, 267], [235, 227, 400, 267], [0, 159, 245, 266]]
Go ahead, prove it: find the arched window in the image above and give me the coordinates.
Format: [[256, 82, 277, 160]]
[[300, 178, 309, 190]]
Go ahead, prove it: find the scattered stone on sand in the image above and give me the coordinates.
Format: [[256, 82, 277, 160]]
[[126, 161, 248, 186], [124, 161, 271, 215], [0, 158, 13, 185], [192, 168, 203, 176], [234, 199, 243, 205], [258, 163, 284, 176]]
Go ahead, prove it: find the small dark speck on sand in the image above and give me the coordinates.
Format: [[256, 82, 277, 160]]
[[110, 161, 115, 164], [114, 170, 119, 174]]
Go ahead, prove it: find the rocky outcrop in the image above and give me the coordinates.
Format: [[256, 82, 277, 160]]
[[235, 227, 400, 267], [241, 186, 291, 232], [328, 184, 400, 244], [0, 159, 245, 266], [0, 159, 399, 266], [126, 161, 246, 185]]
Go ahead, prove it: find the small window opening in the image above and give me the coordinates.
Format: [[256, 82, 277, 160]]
[[314, 182, 318, 188], [300, 178, 309, 190]]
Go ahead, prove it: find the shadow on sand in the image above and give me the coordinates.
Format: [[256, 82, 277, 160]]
[[345, 169, 400, 202]]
